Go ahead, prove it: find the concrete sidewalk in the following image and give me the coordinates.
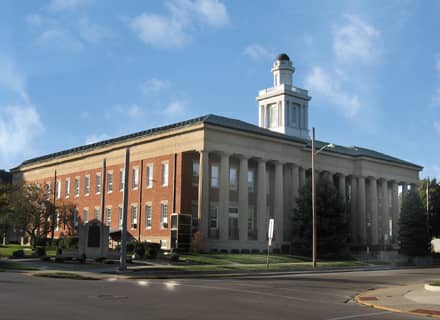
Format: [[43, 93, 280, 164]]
[[356, 283, 440, 318]]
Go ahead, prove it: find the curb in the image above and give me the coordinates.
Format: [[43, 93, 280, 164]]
[[425, 283, 440, 292], [355, 293, 440, 318]]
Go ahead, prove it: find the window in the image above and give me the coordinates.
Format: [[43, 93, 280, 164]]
[[160, 239, 167, 249], [106, 207, 112, 226], [161, 203, 168, 228], [192, 160, 199, 186], [145, 204, 152, 228], [229, 167, 238, 191], [95, 173, 101, 194], [211, 164, 219, 188], [107, 172, 113, 192], [84, 175, 90, 195], [56, 180, 61, 199], [74, 177, 80, 196], [132, 167, 139, 189], [161, 162, 169, 186], [119, 169, 124, 191], [65, 179, 70, 198], [118, 206, 123, 229], [191, 201, 198, 226], [248, 170, 255, 192], [209, 206, 218, 229], [46, 182, 51, 199], [290, 105, 298, 127], [269, 104, 278, 128], [131, 205, 138, 228], [94, 207, 100, 221], [83, 208, 89, 223], [146, 164, 153, 188]]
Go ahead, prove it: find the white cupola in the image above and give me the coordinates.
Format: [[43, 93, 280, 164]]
[[256, 53, 311, 139]]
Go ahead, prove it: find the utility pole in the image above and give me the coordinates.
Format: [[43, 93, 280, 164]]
[[120, 147, 130, 271], [312, 128, 317, 269]]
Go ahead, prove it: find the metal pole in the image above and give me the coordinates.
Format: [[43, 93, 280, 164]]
[[120, 148, 130, 271], [266, 243, 270, 270], [427, 177, 431, 236], [312, 127, 317, 269]]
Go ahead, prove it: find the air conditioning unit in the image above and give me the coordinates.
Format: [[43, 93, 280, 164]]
[[131, 223, 137, 229], [162, 222, 168, 228]]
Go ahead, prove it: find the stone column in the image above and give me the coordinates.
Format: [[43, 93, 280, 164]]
[[337, 173, 346, 203], [350, 176, 358, 243], [238, 156, 249, 242], [273, 161, 284, 245], [257, 159, 267, 242], [381, 179, 390, 244], [391, 181, 399, 243], [368, 177, 379, 245], [219, 152, 230, 241], [358, 176, 367, 245], [197, 150, 209, 239]]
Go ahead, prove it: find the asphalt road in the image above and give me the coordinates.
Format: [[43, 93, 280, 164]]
[[1, 268, 439, 320]]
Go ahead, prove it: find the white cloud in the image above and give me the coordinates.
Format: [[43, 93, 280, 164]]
[[305, 66, 360, 117], [129, 0, 229, 49], [139, 78, 169, 95], [190, 0, 230, 28], [333, 14, 381, 64], [0, 55, 29, 102], [113, 104, 144, 118], [242, 44, 273, 61], [77, 18, 113, 44], [0, 105, 44, 166], [48, 0, 89, 12], [163, 101, 186, 117], [36, 29, 84, 52], [85, 133, 110, 145]]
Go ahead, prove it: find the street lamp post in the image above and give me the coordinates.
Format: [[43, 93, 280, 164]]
[[311, 127, 334, 269]]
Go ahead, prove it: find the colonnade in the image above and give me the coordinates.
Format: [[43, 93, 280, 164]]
[[196, 150, 416, 249]]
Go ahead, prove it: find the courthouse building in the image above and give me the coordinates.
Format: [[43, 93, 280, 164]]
[[11, 54, 421, 251]]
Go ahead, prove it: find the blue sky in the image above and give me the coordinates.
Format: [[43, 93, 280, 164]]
[[0, 0, 439, 179]]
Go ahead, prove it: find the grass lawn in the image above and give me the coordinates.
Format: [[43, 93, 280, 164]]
[[33, 272, 99, 280], [0, 244, 33, 257], [179, 253, 311, 265], [0, 261, 39, 271], [430, 281, 440, 286]]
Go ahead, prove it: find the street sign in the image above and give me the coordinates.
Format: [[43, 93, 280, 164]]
[[268, 218, 274, 246]]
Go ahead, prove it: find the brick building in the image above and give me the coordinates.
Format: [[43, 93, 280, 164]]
[[10, 54, 421, 251]]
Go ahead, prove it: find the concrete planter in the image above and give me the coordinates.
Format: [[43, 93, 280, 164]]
[[424, 282, 440, 292]]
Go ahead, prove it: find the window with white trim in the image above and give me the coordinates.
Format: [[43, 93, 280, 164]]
[[248, 170, 255, 192], [132, 167, 139, 189], [192, 160, 199, 186], [107, 172, 113, 193], [119, 169, 124, 191], [145, 204, 152, 228], [106, 207, 112, 226], [118, 206, 123, 229], [94, 207, 100, 221], [209, 206, 218, 229], [146, 164, 153, 188], [131, 205, 138, 228], [74, 177, 80, 197], [229, 167, 238, 191], [56, 180, 61, 199], [160, 203, 168, 228], [46, 182, 51, 199], [269, 104, 278, 128], [83, 208, 89, 223], [65, 179, 70, 198], [161, 162, 169, 186], [160, 239, 167, 249], [84, 175, 90, 195], [95, 173, 101, 194], [55, 210, 60, 231], [73, 208, 79, 229], [210, 164, 219, 188]]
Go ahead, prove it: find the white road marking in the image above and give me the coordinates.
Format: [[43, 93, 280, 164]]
[[326, 311, 390, 320]]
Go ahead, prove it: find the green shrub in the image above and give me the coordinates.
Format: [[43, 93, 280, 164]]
[[35, 247, 46, 257], [64, 237, 79, 249], [12, 250, 25, 258], [78, 254, 86, 264], [134, 243, 146, 258], [170, 253, 180, 262], [145, 243, 161, 259], [126, 241, 137, 254]]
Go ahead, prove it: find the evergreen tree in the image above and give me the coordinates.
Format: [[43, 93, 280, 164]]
[[292, 177, 348, 258], [419, 178, 440, 238], [399, 190, 431, 256]]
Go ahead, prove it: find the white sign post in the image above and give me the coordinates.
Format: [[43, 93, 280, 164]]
[[266, 218, 274, 270]]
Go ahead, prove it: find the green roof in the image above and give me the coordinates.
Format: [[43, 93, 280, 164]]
[[16, 114, 421, 169]]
